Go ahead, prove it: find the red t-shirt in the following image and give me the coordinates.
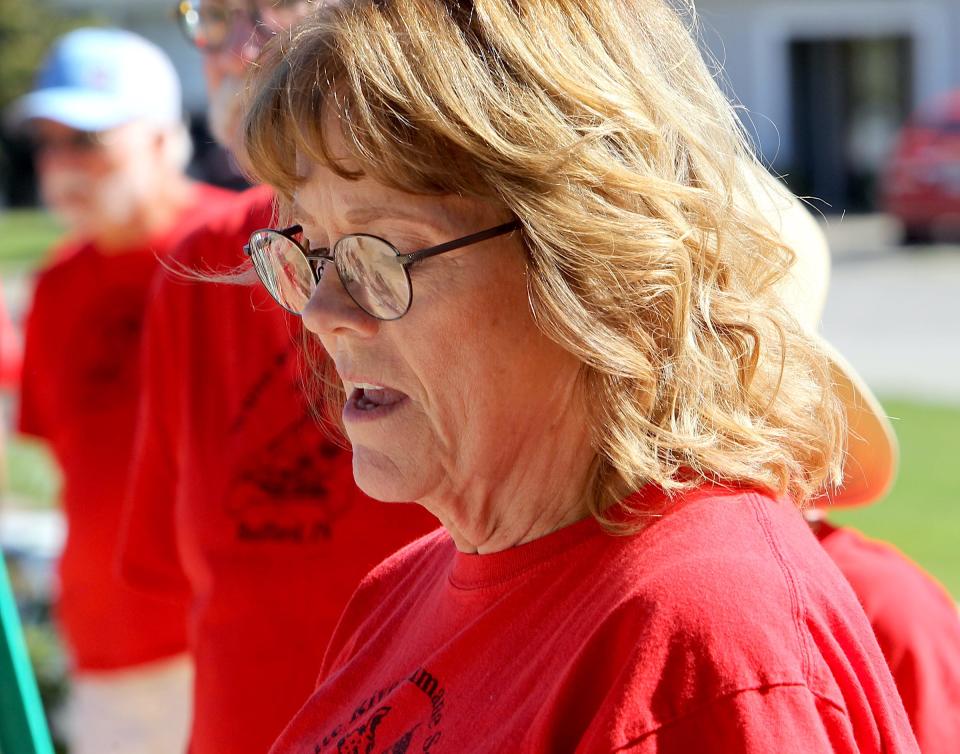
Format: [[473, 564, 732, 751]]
[[118, 186, 438, 754], [272, 486, 918, 754], [17, 182, 234, 670], [816, 522, 960, 754]]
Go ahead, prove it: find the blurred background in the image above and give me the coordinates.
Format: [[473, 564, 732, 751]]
[[1, 0, 958, 747]]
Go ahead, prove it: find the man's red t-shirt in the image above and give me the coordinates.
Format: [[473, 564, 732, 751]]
[[816, 522, 960, 754], [17, 182, 234, 670], [271, 486, 918, 754], [118, 186, 438, 754]]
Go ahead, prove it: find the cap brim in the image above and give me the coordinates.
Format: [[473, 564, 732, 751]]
[[6, 88, 133, 132], [818, 337, 899, 507], [759, 179, 898, 508]]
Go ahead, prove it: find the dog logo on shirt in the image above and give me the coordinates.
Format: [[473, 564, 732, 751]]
[[336, 706, 390, 754], [314, 667, 444, 753]]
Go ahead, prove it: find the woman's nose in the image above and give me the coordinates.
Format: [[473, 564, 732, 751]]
[[300, 263, 379, 339]]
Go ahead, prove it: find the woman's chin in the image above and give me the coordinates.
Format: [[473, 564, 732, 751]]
[[352, 446, 421, 503]]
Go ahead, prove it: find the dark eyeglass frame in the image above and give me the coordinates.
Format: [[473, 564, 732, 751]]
[[29, 129, 104, 154], [243, 220, 521, 320]]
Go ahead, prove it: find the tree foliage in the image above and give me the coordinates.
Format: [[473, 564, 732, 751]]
[[0, 0, 100, 202], [0, 0, 101, 112]]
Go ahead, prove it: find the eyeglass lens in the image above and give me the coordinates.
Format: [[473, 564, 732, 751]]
[[337, 236, 411, 319], [248, 231, 412, 320], [249, 231, 317, 314]]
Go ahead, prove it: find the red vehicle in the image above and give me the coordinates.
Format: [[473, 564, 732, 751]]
[[881, 90, 960, 243]]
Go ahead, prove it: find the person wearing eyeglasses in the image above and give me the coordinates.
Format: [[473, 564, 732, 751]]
[[238, 2, 919, 751], [7, 28, 234, 754], [115, 3, 437, 753]]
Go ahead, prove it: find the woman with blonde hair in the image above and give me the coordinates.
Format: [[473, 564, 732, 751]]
[[241, 0, 916, 750]]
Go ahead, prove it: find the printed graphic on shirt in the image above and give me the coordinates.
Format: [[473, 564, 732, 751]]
[[315, 667, 446, 754], [69, 286, 144, 409], [225, 348, 353, 544]]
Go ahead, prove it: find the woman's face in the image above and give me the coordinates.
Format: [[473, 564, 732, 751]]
[[294, 150, 588, 515]]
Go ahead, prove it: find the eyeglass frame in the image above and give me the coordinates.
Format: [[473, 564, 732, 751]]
[[173, 0, 275, 53], [243, 219, 522, 320], [28, 128, 106, 155]]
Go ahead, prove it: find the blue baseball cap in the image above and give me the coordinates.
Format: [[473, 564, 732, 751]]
[[7, 27, 182, 132]]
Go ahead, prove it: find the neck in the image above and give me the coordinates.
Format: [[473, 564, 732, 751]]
[[426, 422, 597, 555], [93, 174, 195, 253]]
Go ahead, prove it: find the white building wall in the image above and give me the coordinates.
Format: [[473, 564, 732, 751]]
[[697, 0, 960, 168], [48, 0, 960, 165]]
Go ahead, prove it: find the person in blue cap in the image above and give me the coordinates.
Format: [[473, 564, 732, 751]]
[[8, 28, 204, 247], [9, 27, 233, 754]]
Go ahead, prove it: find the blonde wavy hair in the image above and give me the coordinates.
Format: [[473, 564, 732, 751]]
[[241, 0, 845, 523]]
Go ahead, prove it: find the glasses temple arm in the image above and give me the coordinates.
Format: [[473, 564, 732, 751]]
[[401, 221, 521, 265]]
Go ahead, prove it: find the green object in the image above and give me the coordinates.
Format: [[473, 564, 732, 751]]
[[0, 210, 62, 274], [0, 553, 54, 754]]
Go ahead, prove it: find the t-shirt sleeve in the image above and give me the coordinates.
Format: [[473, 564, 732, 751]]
[[590, 684, 855, 754], [17, 274, 54, 439], [116, 270, 190, 601]]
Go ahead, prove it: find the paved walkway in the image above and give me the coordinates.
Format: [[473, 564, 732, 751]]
[[820, 216, 960, 404]]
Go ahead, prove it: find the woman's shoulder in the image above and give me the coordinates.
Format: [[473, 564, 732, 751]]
[[563, 488, 912, 750], [610, 486, 820, 593], [587, 487, 878, 702], [582, 490, 838, 662]]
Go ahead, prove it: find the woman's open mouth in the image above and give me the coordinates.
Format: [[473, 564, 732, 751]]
[[344, 383, 408, 422]]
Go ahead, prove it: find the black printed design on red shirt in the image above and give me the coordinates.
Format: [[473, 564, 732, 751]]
[[315, 667, 446, 754], [68, 286, 144, 409], [225, 348, 353, 544]]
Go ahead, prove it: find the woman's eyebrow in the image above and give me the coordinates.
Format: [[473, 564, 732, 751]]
[[343, 204, 452, 232], [291, 198, 460, 234], [344, 206, 430, 226]]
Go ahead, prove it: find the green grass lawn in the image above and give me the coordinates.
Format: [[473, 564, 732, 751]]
[[5, 435, 60, 509], [0, 208, 62, 273]]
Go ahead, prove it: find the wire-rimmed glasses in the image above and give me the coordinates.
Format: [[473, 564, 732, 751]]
[[243, 221, 521, 321]]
